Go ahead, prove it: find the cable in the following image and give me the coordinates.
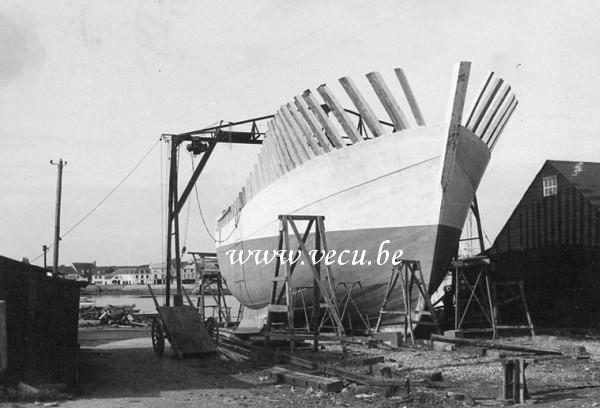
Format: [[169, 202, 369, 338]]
[[32, 137, 161, 263]]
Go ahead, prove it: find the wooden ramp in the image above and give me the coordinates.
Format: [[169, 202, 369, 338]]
[[157, 305, 216, 357]]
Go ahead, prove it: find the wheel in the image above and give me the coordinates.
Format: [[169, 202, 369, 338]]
[[205, 317, 218, 342], [152, 317, 165, 358]]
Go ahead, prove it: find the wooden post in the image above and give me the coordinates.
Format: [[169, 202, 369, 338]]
[[442, 61, 471, 190]]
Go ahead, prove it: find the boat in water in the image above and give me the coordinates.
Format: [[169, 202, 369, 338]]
[[214, 62, 518, 327]]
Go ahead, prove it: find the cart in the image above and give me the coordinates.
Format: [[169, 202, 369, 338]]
[[148, 285, 216, 358]]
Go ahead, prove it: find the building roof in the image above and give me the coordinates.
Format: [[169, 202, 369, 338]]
[[546, 160, 600, 209]]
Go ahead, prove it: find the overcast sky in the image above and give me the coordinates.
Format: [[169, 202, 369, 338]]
[[1, 0, 599, 266]]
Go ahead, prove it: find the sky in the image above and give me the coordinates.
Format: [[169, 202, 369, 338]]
[[1, 0, 599, 267]]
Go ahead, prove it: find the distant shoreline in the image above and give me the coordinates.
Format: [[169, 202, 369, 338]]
[[81, 284, 197, 296]]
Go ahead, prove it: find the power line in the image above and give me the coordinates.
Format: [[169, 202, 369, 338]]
[[32, 137, 161, 263]]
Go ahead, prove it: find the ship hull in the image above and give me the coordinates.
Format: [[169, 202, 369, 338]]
[[215, 124, 490, 317]]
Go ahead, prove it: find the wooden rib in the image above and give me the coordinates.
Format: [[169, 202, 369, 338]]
[[483, 94, 515, 146], [489, 98, 518, 151], [246, 176, 253, 200], [394, 68, 426, 126], [263, 138, 282, 178], [253, 164, 261, 192], [294, 96, 334, 151], [238, 191, 244, 210], [316, 84, 362, 143], [285, 102, 323, 156], [338, 76, 384, 137], [302, 90, 345, 148], [470, 77, 504, 134], [268, 132, 290, 174], [268, 121, 297, 169], [267, 128, 291, 173], [241, 186, 246, 207], [274, 113, 310, 163], [279, 106, 317, 158], [366, 71, 409, 131], [443, 61, 471, 189], [480, 84, 512, 144], [257, 151, 270, 186], [464, 71, 494, 128]]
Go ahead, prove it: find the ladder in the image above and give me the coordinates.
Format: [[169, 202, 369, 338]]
[[375, 260, 441, 344], [265, 215, 345, 352]]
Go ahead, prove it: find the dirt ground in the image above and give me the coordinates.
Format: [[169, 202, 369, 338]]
[[4, 328, 600, 407]]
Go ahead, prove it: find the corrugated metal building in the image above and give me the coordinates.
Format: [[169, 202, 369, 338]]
[[489, 160, 600, 326], [0, 255, 85, 386]]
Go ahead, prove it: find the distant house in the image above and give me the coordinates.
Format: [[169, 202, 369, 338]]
[[72, 262, 97, 282], [57, 265, 79, 281], [182, 261, 197, 284], [149, 263, 166, 284], [489, 160, 600, 326], [107, 265, 151, 285]]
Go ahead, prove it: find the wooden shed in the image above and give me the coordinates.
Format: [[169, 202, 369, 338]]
[[489, 160, 600, 326], [0, 255, 86, 386]]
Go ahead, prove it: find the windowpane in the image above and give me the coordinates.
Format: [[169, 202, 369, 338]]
[[543, 175, 557, 197]]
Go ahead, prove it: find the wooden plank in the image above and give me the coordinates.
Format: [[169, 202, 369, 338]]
[[430, 334, 559, 355], [270, 366, 344, 392], [442, 61, 471, 189], [156, 305, 216, 355], [366, 71, 409, 131], [302, 90, 346, 148], [395, 68, 426, 126], [469, 77, 504, 134], [339, 75, 384, 137], [279, 106, 316, 159], [490, 99, 518, 151], [316, 84, 363, 143], [479, 84, 512, 144], [273, 114, 306, 165], [269, 120, 298, 168], [285, 102, 324, 156], [294, 96, 334, 151]]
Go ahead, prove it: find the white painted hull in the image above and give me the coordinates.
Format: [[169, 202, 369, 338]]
[[215, 125, 490, 313]]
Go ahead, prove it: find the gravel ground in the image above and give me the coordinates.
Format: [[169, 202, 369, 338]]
[[3, 328, 600, 407]]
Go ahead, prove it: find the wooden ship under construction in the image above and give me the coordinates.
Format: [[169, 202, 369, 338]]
[[214, 61, 518, 327]]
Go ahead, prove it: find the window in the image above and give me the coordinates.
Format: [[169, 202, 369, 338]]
[[543, 175, 557, 197]]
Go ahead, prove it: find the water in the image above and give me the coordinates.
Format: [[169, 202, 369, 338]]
[[87, 294, 241, 317]]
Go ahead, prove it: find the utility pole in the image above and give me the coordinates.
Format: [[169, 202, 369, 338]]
[[50, 159, 66, 275], [42, 245, 48, 269]]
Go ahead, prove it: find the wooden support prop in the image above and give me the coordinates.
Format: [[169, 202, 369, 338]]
[[339, 75, 384, 137], [285, 102, 323, 156], [294, 96, 334, 151], [366, 71, 409, 131], [279, 105, 317, 158], [490, 99, 518, 151], [479, 84, 512, 144], [469, 77, 504, 134], [316, 84, 363, 143], [394, 68, 426, 126], [430, 334, 560, 355], [442, 61, 471, 189], [302, 90, 346, 148], [274, 114, 307, 164], [464, 71, 494, 129]]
